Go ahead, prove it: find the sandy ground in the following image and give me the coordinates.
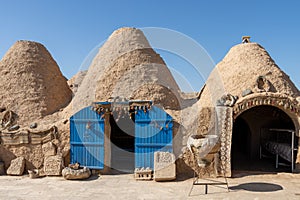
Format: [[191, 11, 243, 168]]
[[0, 172, 299, 200]]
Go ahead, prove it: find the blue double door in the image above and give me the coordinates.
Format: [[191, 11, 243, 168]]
[[70, 104, 173, 171], [70, 106, 105, 169]]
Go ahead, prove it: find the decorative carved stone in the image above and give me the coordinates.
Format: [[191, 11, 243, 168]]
[[1, 110, 16, 129], [8, 124, 20, 131], [62, 167, 91, 180], [233, 96, 300, 119], [216, 107, 233, 177], [1, 131, 29, 145], [134, 167, 152, 180], [7, 157, 25, 176], [255, 75, 270, 92], [154, 151, 176, 181], [44, 155, 63, 176], [216, 94, 238, 107]]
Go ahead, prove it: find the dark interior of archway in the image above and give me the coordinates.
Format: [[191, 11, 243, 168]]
[[232, 105, 297, 173], [110, 110, 135, 173]]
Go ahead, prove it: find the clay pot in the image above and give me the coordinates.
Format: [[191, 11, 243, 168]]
[[190, 135, 220, 167]]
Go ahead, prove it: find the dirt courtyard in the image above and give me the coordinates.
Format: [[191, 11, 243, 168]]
[[0, 172, 299, 200]]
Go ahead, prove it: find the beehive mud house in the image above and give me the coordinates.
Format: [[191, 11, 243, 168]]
[[0, 27, 299, 178]]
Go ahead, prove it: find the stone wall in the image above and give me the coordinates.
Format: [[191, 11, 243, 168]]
[[0, 115, 69, 175]]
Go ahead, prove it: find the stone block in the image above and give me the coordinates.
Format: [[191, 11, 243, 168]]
[[44, 155, 63, 176], [42, 142, 56, 157], [134, 167, 152, 180], [7, 157, 25, 176], [38, 167, 46, 177], [154, 152, 176, 181], [62, 167, 91, 180]]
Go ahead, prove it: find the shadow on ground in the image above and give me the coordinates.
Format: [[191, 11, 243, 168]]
[[231, 170, 277, 178], [229, 182, 283, 192]]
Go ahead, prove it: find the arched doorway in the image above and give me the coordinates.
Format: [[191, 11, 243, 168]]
[[232, 105, 297, 173], [110, 108, 135, 173]]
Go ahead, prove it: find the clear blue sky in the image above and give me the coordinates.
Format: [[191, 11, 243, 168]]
[[0, 0, 299, 91]]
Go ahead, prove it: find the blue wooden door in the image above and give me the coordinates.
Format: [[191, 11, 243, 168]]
[[135, 106, 173, 169], [70, 106, 105, 169]]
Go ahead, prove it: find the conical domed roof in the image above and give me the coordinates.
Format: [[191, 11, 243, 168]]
[[67, 70, 87, 94], [0, 40, 72, 124], [73, 27, 181, 111], [199, 42, 300, 107]]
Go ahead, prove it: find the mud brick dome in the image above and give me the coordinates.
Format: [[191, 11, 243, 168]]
[[0, 28, 299, 179], [190, 42, 300, 177], [198, 42, 300, 135], [199, 42, 300, 107], [72, 27, 181, 113], [0, 40, 72, 125]]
